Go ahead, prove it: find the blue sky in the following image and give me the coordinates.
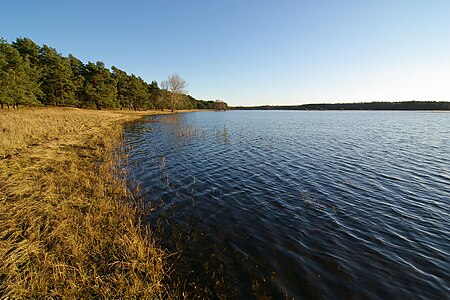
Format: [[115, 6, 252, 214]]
[[1, 0, 449, 106]]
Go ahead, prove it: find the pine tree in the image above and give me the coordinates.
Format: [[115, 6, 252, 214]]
[[146, 80, 159, 109], [12, 37, 40, 66], [39, 45, 76, 106], [112, 66, 132, 109], [84, 62, 118, 109], [0, 39, 41, 108], [128, 75, 149, 110], [67, 54, 86, 107]]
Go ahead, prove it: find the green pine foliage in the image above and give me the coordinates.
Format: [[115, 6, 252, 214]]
[[39, 45, 76, 106], [0, 37, 229, 110], [0, 39, 42, 108], [83, 62, 119, 109]]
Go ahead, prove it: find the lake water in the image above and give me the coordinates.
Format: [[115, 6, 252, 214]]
[[123, 111, 449, 299]]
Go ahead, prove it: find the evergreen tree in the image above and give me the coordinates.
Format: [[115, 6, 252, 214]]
[[128, 75, 149, 110], [0, 40, 41, 108], [185, 95, 198, 109], [67, 54, 84, 77], [112, 66, 132, 109], [12, 37, 40, 66], [84, 62, 118, 109], [112, 67, 155, 110], [146, 80, 159, 109], [39, 45, 76, 106], [67, 54, 86, 106], [12, 37, 42, 93], [1, 37, 229, 110]]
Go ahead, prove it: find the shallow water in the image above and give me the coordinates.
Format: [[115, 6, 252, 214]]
[[123, 111, 449, 299]]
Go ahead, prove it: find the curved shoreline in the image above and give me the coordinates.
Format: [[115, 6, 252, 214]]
[[0, 107, 173, 298]]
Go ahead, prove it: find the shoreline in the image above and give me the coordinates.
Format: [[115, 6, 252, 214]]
[[0, 107, 174, 298]]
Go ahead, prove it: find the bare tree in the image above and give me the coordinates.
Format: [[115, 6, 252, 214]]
[[161, 74, 187, 112], [214, 100, 228, 111]]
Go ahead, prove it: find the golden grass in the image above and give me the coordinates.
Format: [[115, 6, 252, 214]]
[[0, 107, 172, 298]]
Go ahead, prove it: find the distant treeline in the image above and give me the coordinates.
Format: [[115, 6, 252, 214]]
[[233, 101, 450, 111], [0, 37, 228, 110]]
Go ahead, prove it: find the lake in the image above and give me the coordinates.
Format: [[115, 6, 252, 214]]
[[123, 111, 449, 299]]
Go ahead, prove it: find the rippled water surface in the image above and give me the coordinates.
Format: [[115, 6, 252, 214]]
[[123, 111, 449, 299]]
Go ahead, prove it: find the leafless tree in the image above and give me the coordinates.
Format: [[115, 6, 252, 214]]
[[161, 74, 187, 112], [214, 100, 228, 111]]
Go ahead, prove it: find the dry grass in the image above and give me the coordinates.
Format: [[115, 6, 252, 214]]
[[0, 107, 169, 159], [0, 107, 172, 298]]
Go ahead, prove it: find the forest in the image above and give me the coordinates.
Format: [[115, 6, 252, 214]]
[[0, 37, 228, 111], [234, 101, 450, 111]]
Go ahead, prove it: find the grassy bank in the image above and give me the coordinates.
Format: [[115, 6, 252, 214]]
[[0, 107, 171, 298]]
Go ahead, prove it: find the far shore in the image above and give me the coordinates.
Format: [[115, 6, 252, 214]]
[[232, 100, 450, 111]]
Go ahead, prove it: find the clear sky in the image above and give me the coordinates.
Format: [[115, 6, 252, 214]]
[[1, 0, 449, 106]]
